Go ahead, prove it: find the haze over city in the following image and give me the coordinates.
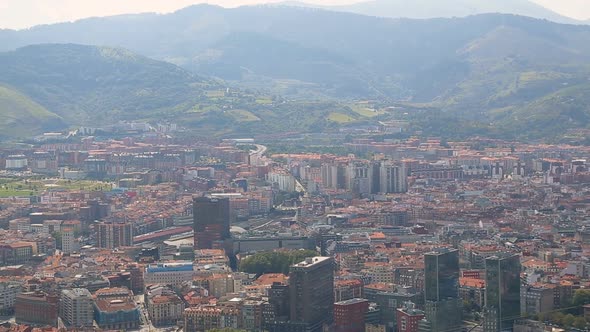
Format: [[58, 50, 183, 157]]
[[1, 0, 589, 29], [2, 0, 590, 331]]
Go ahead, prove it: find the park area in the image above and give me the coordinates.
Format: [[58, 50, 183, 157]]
[[0, 177, 112, 197]]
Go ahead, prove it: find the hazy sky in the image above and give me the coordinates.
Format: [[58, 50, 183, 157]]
[[1, 0, 589, 30]]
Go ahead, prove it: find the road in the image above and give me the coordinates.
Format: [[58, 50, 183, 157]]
[[250, 144, 267, 156], [135, 294, 156, 332], [249, 144, 268, 166]]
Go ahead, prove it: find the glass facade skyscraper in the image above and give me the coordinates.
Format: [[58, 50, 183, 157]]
[[483, 253, 521, 332], [193, 197, 230, 250], [421, 248, 462, 332], [289, 257, 334, 332], [424, 248, 460, 301]]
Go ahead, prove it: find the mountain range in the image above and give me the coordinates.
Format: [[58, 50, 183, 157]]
[[1, 5, 590, 141], [280, 0, 587, 24], [0, 44, 357, 140]]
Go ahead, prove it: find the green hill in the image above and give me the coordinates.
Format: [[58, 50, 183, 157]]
[[496, 83, 590, 140], [0, 44, 217, 126], [4, 7, 590, 101], [0, 44, 371, 139], [2, 9, 590, 140], [0, 85, 64, 138]]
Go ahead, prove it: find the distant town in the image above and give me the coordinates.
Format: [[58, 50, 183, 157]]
[[0, 121, 588, 332]]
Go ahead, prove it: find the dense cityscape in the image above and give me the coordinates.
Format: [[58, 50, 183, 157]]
[[2, 0, 590, 331], [0, 121, 586, 332]]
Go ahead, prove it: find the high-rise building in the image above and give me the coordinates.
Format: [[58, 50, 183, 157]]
[[321, 163, 347, 190], [346, 162, 371, 196], [424, 248, 459, 301], [0, 281, 21, 315], [483, 254, 521, 332], [396, 302, 425, 332], [421, 248, 462, 332], [379, 162, 408, 194], [61, 227, 77, 254], [266, 282, 290, 322], [193, 197, 230, 250], [333, 298, 370, 332], [60, 288, 94, 328], [95, 221, 133, 249], [289, 256, 334, 332], [127, 263, 145, 294]]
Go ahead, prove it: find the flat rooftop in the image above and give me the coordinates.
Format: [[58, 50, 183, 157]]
[[292, 256, 331, 268], [335, 298, 369, 306]]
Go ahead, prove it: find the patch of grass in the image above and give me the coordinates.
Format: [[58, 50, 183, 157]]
[[349, 104, 385, 117], [255, 98, 273, 105], [228, 109, 260, 122], [205, 90, 226, 98], [188, 105, 220, 114], [0, 178, 113, 196], [0, 190, 34, 198], [519, 71, 568, 84], [0, 85, 63, 137], [328, 112, 356, 123]]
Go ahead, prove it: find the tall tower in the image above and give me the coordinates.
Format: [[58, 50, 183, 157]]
[[289, 256, 334, 332], [421, 248, 462, 332], [483, 253, 521, 332], [193, 197, 230, 250], [60, 288, 94, 328], [424, 248, 459, 302], [379, 161, 408, 194], [61, 228, 76, 254], [95, 222, 133, 249]]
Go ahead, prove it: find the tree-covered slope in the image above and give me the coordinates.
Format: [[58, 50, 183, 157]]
[[0, 85, 64, 138], [0, 44, 215, 125], [2, 8, 590, 140]]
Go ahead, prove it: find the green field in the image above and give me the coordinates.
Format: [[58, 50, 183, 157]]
[[255, 98, 273, 105], [0, 178, 113, 197], [205, 90, 226, 98], [0, 85, 63, 137], [349, 104, 385, 117], [0, 189, 35, 198], [328, 112, 356, 123], [228, 109, 261, 122], [188, 104, 221, 114]]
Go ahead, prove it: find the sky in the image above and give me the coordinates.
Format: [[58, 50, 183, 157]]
[[0, 0, 589, 30]]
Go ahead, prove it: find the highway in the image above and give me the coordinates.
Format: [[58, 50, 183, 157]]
[[250, 144, 267, 156], [248, 144, 268, 166]]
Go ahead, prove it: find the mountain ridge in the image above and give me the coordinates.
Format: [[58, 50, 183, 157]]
[[276, 0, 584, 24], [1, 7, 590, 140], [0, 44, 215, 126]]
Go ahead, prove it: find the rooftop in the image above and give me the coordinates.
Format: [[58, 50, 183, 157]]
[[292, 256, 331, 268], [335, 298, 369, 306]]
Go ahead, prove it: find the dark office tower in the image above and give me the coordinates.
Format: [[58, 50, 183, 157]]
[[289, 257, 334, 332], [264, 282, 291, 331], [193, 197, 230, 250], [269, 283, 290, 320], [424, 248, 459, 301], [370, 161, 381, 194], [421, 248, 462, 332], [483, 254, 521, 332]]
